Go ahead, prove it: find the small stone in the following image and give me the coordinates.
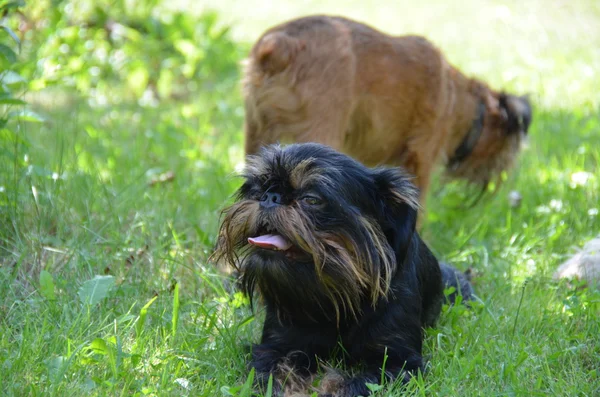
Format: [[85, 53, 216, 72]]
[[554, 236, 600, 288]]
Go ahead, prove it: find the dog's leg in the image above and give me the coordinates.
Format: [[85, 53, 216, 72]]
[[251, 344, 318, 396], [244, 96, 266, 156], [251, 329, 321, 395], [319, 355, 423, 397], [250, 343, 286, 391], [319, 292, 426, 396], [402, 119, 449, 228], [400, 151, 432, 229], [318, 323, 425, 396], [244, 118, 262, 156]]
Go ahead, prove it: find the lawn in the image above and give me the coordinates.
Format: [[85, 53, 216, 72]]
[[0, 0, 599, 396]]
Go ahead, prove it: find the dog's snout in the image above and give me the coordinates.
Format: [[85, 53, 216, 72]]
[[260, 192, 283, 208]]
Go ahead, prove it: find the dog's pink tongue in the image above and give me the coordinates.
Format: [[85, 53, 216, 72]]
[[248, 234, 292, 251]]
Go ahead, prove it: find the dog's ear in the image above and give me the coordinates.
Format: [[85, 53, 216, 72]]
[[253, 32, 304, 75], [498, 93, 533, 135], [372, 168, 420, 263]]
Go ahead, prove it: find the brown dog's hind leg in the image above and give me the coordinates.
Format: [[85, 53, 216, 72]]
[[244, 114, 263, 156]]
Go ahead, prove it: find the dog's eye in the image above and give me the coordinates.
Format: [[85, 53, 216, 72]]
[[301, 196, 322, 206]]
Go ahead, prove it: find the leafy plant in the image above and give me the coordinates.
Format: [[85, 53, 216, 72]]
[[17, 0, 242, 102], [78, 275, 116, 306], [0, 0, 44, 242], [39, 269, 56, 301], [1, 0, 26, 126]]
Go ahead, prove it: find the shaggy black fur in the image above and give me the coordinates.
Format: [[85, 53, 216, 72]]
[[213, 143, 473, 396]]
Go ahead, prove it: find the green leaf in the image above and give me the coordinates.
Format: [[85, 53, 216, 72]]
[[239, 368, 255, 397], [265, 374, 273, 397], [0, 24, 21, 51], [7, 109, 45, 123], [87, 337, 118, 376], [135, 295, 158, 337], [174, 39, 199, 59], [220, 385, 237, 396], [78, 275, 115, 306], [0, 1, 25, 17], [0, 43, 17, 64], [127, 64, 149, 97], [45, 355, 67, 383], [130, 354, 142, 367], [365, 383, 384, 392], [39, 270, 56, 301], [0, 92, 25, 105], [0, 98, 25, 105], [0, 70, 26, 86], [89, 338, 109, 355], [171, 282, 180, 337]]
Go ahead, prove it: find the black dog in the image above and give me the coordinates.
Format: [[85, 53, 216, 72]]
[[213, 143, 473, 396]]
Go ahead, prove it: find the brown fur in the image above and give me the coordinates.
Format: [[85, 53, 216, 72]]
[[243, 15, 532, 206]]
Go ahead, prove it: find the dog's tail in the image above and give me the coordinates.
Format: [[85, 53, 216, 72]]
[[440, 262, 474, 304], [252, 32, 304, 75]]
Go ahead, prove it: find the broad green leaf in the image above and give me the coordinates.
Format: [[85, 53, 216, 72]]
[[0, 1, 25, 17], [7, 109, 45, 123], [0, 92, 25, 105], [88, 338, 119, 377], [0, 24, 22, 49], [365, 382, 384, 392], [0, 43, 17, 64], [39, 270, 56, 301], [220, 386, 237, 396], [45, 355, 67, 383], [29, 78, 46, 91], [78, 275, 115, 306], [89, 338, 109, 355], [0, 70, 26, 86], [0, 98, 25, 105]]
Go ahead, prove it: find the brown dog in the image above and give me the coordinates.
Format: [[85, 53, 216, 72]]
[[242, 15, 532, 207]]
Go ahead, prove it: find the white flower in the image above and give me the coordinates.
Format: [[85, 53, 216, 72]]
[[570, 171, 593, 188], [549, 199, 563, 211]]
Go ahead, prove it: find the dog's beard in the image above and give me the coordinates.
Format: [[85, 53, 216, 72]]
[[212, 198, 396, 323]]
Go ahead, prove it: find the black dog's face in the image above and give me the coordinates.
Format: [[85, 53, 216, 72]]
[[213, 143, 419, 322]]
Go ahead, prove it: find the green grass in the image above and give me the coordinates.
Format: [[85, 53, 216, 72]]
[[1, 1, 599, 396]]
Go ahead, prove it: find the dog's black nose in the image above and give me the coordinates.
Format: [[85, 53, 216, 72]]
[[260, 192, 283, 208]]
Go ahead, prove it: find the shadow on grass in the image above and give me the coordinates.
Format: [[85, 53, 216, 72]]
[[423, 107, 599, 289]]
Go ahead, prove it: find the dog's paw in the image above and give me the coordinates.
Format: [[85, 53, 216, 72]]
[[317, 369, 345, 395]]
